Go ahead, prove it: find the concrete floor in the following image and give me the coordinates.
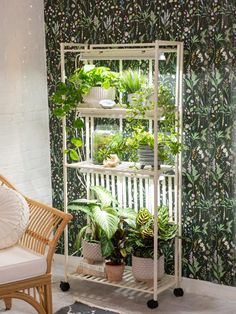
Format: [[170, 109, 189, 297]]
[[1, 264, 236, 314]]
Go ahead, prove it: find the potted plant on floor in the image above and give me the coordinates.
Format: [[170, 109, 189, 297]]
[[68, 186, 119, 264], [127, 206, 177, 282]]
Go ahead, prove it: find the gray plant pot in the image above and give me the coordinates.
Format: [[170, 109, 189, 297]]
[[82, 239, 104, 264], [138, 145, 161, 169], [132, 255, 165, 282]]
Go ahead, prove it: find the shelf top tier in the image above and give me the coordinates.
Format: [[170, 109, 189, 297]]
[[66, 161, 174, 177], [77, 106, 163, 119]]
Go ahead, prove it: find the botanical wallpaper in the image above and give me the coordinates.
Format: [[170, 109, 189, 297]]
[[44, 0, 236, 286]]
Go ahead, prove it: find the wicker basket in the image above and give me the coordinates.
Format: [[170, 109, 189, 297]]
[[83, 87, 116, 108], [132, 255, 165, 282], [82, 239, 104, 264]]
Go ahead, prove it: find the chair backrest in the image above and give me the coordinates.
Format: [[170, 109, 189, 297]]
[[0, 174, 72, 273]]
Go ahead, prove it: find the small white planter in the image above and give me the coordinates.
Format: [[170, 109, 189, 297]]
[[83, 87, 116, 108], [82, 239, 104, 264], [132, 255, 165, 282]]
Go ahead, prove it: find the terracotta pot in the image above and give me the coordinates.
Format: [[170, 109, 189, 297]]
[[105, 262, 125, 282], [132, 255, 164, 282], [83, 87, 116, 108], [82, 239, 104, 264]]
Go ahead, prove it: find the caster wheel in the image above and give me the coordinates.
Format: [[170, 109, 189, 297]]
[[147, 299, 159, 309], [60, 281, 70, 292], [174, 288, 184, 297]]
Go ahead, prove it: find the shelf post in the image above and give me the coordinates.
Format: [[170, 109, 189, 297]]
[[153, 40, 160, 302]]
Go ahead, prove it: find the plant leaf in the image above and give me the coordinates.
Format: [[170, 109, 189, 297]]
[[91, 186, 118, 207], [100, 234, 114, 257], [93, 205, 119, 239], [75, 225, 88, 250]]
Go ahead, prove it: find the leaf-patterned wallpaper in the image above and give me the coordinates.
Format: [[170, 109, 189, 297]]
[[44, 0, 236, 286]]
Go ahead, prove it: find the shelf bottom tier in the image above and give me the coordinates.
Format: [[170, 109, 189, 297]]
[[68, 267, 177, 295]]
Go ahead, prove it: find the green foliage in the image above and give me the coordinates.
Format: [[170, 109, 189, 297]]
[[126, 206, 177, 258], [68, 187, 120, 250], [93, 130, 127, 164], [69, 186, 137, 261], [119, 70, 147, 94], [70, 66, 120, 94], [126, 126, 182, 164], [51, 66, 120, 161]]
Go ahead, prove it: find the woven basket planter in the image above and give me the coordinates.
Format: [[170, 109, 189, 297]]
[[132, 255, 165, 282], [82, 239, 104, 264], [83, 87, 116, 108]]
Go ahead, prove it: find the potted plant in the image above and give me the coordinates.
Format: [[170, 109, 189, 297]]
[[127, 206, 177, 282], [102, 208, 136, 282], [68, 186, 119, 264], [126, 126, 181, 168], [70, 65, 120, 108], [68, 185, 136, 266], [119, 70, 147, 106]]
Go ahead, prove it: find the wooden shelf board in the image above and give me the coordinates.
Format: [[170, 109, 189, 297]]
[[66, 161, 173, 177], [77, 106, 163, 119], [69, 267, 176, 295]]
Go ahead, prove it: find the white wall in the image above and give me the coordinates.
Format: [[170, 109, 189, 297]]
[[0, 0, 52, 203]]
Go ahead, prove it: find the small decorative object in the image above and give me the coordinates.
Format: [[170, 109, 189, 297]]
[[76, 257, 106, 278], [103, 154, 120, 168], [99, 99, 116, 109]]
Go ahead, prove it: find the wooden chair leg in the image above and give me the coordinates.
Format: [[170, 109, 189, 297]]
[[4, 298, 12, 310], [44, 283, 53, 314]]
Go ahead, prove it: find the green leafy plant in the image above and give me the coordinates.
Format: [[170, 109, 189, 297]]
[[93, 131, 127, 164], [126, 126, 182, 164], [70, 65, 120, 94], [51, 66, 120, 161], [68, 186, 136, 259], [127, 206, 178, 258], [119, 70, 147, 94]]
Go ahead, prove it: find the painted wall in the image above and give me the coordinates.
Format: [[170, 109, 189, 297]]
[[0, 0, 52, 203], [44, 1, 236, 285]]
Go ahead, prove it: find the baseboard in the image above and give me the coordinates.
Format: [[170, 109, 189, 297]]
[[53, 254, 236, 302], [181, 277, 236, 302]]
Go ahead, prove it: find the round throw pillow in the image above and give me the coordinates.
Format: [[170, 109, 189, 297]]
[[0, 185, 29, 249]]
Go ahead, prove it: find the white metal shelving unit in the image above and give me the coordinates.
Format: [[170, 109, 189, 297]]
[[60, 41, 184, 308]]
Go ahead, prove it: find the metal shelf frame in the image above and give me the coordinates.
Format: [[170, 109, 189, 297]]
[[60, 41, 184, 305]]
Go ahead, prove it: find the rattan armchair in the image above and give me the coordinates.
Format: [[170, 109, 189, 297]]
[[0, 174, 72, 314]]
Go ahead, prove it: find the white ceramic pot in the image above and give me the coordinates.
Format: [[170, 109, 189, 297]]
[[83, 87, 116, 108], [127, 93, 138, 106], [132, 255, 164, 282], [82, 239, 104, 264]]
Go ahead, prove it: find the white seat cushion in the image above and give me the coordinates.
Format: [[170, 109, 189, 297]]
[[0, 245, 47, 284], [0, 185, 29, 249]]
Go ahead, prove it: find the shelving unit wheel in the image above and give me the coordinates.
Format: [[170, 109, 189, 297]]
[[147, 299, 159, 309], [60, 281, 70, 292], [173, 288, 184, 297]]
